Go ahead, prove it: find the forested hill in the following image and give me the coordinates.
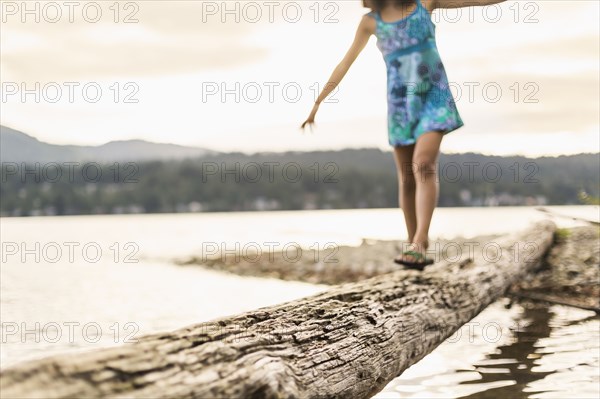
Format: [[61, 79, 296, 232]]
[[1, 149, 598, 216]]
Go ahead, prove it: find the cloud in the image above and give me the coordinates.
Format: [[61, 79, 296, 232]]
[[1, 1, 597, 156], [1, 1, 270, 81]]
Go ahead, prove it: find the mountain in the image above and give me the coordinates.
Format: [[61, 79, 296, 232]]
[[0, 126, 217, 163]]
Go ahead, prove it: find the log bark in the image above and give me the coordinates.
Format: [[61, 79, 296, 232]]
[[0, 220, 556, 399]]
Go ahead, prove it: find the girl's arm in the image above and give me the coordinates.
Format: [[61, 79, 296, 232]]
[[431, 0, 507, 9], [301, 15, 375, 130]]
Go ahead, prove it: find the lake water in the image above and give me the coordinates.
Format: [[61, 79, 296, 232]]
[[1, 206, 599, 398]]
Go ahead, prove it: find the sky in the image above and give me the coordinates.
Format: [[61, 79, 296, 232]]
[[1, 0, 599, 157]]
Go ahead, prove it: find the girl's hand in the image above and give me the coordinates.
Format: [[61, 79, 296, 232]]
[[300, 102, 320, 133]]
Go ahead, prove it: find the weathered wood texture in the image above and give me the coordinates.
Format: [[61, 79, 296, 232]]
[[0, 221, 556, 399]]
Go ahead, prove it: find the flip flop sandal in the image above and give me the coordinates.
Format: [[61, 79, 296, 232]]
[[394, 250, 434, 271]]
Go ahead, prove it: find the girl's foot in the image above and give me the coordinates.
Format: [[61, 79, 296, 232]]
[[394, 239, 418, 263], [403, 240, 428, 261], [393, 239, 434, 270]]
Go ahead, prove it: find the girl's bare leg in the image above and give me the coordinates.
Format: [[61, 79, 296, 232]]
[[405, 131, 444, 262], [392, 144, 417, 245]]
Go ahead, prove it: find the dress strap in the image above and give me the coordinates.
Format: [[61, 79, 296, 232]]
[[367, 10, 381, 21]]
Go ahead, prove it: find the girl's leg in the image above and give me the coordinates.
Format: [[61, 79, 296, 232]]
[[392, 144, 417, 243], [405, 131, 444, 262]]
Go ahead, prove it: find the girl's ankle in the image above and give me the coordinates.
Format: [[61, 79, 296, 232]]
[[411, 238, 429, 250]]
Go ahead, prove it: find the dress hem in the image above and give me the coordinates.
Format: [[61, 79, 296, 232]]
[[388, 121, 464, 147]]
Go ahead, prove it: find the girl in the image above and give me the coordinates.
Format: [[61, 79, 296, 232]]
[[301, 0, 506, 270]]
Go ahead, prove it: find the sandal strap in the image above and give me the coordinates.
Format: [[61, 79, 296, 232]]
[[402, 250, 425, 260]]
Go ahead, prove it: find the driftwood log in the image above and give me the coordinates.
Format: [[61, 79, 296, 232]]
[[508, 224, 600, 312], [0, 220, 556, 399]]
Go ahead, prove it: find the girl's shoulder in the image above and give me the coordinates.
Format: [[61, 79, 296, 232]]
[[362, 11, 378, 34]]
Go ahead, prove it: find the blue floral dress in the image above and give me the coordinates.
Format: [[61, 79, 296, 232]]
[[366, 0, 464, 146]]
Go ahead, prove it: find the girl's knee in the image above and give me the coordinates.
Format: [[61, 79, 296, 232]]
[[411, 156, 438, 178]]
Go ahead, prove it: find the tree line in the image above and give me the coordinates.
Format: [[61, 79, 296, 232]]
[[1, 150, 598, 216]]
